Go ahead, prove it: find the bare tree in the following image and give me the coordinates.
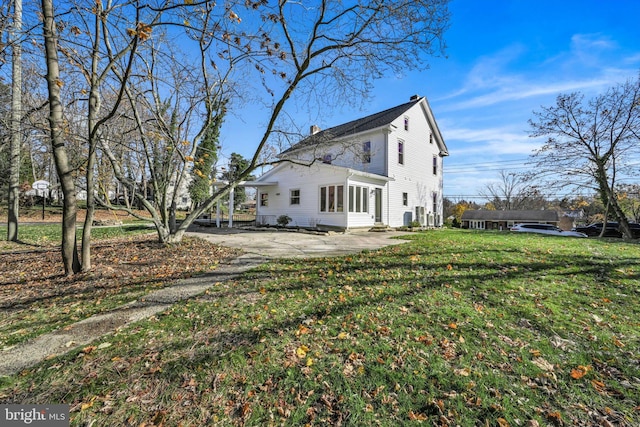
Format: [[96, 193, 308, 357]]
[[38, 0, 450, 272], [41, 0, 82, 273], [529, 76, 640, 238], [479, 170, 545, 210], [40, 0, 172, 273], [95, 0, 451, 244], [171, 0, 450, 242]]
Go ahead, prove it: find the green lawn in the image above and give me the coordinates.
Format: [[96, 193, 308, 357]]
[[0, 222, 154, 249], [1, 229, 638, 426]]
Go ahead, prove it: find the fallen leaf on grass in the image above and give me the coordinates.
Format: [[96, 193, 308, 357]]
[[408, 410, 427, 420], [570, 365, 591, 379], [532, 357, 554, 372], [545, 410, 562, 425], [82, 345, 96, 354], [295, 345, 309, 358], [454, 367, 471, 377], [296, 325, 311, 336], [80, 397, 96, 411], [591, 379, 607, 394], [612, 336, 625, 348]]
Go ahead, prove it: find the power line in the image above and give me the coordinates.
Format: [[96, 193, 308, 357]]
[[445, 166, 533, 174], [444, 157, 531, 167], [444, 158, 534, 174]]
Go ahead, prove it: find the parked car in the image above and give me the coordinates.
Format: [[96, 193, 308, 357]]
[[572, 222, 621, 237], [511, 223, 587, 238]]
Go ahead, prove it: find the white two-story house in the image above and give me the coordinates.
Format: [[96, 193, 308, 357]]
[[252, 95, 448, 230]]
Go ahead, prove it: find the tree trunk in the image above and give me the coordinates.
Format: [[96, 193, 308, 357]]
[[81, 23, 102, 271], [7, 0, 22, 242], [81, 148, 96, 271], [42, 0, 81, 274]]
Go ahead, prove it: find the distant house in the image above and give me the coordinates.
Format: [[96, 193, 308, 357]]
[[461, 210, 559, 231], [252, 95, 448, 230]]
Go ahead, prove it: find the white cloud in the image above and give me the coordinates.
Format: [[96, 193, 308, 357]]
[[437, 34, 639, 112], [443, 125, 541, 156], [570, 33, 617, 53]]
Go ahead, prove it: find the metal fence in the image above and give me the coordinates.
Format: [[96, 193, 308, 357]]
[[199, 213, 257, 227]]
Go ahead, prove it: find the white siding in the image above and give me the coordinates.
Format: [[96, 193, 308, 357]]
[[256, 163, 349, 228], [385, 105, 444, 227], [281, 132, 388, 176], [256, 98, 446, 229]]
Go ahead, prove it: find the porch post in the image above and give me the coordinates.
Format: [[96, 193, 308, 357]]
[[228, 188, 234, 228], [216, 199, 221, 228]]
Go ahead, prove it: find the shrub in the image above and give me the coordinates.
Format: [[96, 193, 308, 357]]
[[277, 215, 292, 227]]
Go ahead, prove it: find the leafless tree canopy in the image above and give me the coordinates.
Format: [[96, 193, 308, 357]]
[[528, 75, 640, 237], [12, 0, 451, 273], [479, 170, 547, 211]]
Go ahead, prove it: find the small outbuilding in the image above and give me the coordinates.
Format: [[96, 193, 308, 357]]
[[461, 210, 559, 231]]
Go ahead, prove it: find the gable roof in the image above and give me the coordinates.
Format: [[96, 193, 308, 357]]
[[461, 210, 559, 222], [280, 96, 447, 157]]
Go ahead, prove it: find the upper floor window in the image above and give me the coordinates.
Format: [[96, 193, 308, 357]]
[[362, 141, 371, 163], [430, 133, 433, 144], [402, 192, 408, 206], [290, 189, 300, 205], [432, 156, 437, 175], [404, 116, 409, 131], [398, 140, 404, 165]]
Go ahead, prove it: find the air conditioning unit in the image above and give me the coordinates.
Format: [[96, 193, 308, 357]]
[[415, 206, 426, 226]]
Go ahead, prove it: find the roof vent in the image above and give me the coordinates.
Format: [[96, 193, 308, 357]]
[[310, 125, 321, 135], [410, 94, 420, 101]]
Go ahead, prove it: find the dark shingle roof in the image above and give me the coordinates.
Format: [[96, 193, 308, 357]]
[[461, 210, 559, 222], [280, 98, 421, 156]]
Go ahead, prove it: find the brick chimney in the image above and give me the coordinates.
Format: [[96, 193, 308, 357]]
[[310, 125, 321, 135]]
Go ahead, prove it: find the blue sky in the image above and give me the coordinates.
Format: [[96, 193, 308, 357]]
[[220, 0, 640, 200]]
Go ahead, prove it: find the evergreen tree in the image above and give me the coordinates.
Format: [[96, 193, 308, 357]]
[[189, 105, 225, 206], [221, 152, 254, 209]]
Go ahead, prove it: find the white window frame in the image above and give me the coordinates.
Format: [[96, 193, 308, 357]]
[[320, 185, 344, 213], [348, 185, 369, 213], [290, 189, 300, 205], [362, 141, 371, 163]]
